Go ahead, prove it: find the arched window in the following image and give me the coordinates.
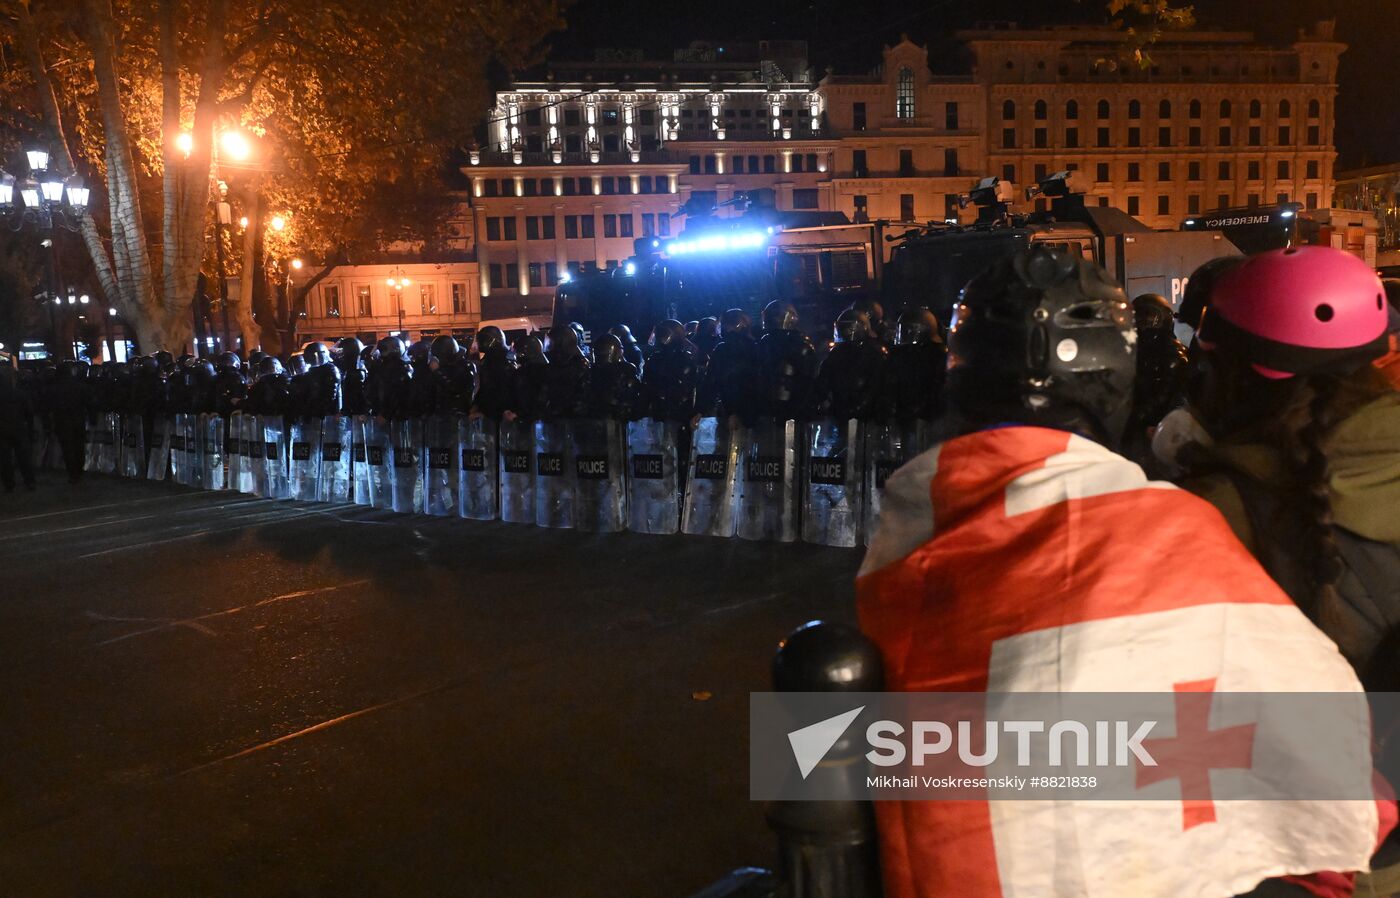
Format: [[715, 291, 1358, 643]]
[[1278, 99, 1291, 118], [1158, 99, 1171, 119], [1097, 99, 1110, 118], [1002, 99, 1016, 121], [1308, 98, 1321, 117], [1249, 99, 1262, 118], [1065, 99, 1079, 120], [896, 67, 915, 119], [1220, 99, 1232, 118], [1128, 99, 1141, 119], [1034, 100, 1047, 120], [1189, 99, 1201, 119]]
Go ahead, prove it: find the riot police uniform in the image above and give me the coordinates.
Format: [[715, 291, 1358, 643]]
[[754, 301, 817, 422], [695, 310, 760, 424], [812, 308, 888, 421], [472, 327, 516, 420], [640, 320, 698, 422], [879, 307, 947, 424], [581, 335, 641, 420]]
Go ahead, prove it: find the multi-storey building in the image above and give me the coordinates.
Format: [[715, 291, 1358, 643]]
[[1334, 162, 1400, 265], [459, 23, 1345, 314]]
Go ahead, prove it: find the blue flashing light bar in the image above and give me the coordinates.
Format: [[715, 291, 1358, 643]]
[[666, 230, 768, 256]]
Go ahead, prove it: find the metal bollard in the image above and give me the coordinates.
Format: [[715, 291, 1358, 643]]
[[766, 620, 884, 898]]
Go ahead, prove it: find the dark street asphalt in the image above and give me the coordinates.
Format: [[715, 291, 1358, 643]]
[[0, 472, 860, 897]]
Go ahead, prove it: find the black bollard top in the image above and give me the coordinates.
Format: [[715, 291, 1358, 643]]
[[773, 620, 884, 693]]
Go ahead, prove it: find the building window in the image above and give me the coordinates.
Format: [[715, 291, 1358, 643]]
[[1158, 127, 1171, 146], [1159, 99, 1172, 119], [1188, 161, 1202, 180], [1220, 99, 1232, 118], [1158, 162, 1171, 181], [1002, 164, 1016, 182], [1065, 99, 1079, 119], [1218, 126, 1232, 146], [528, 263, 543, 288], [658, 213, 670, 236], [1248, 126, 1261, 146], [1188, 194, 1201, 214], [1306, 192, 1319, 209], [1277, 192, 1290, 204], [501, 218, 516, 240], [1306, 160, 1320, 179], [853, 195, 868, 223], [1128, 163, 1141, 182], [522, 178, 538, 196], [603, 214, 617, 238], [619, 215, 633, 238], [488, 265, 504, 290], [1248, 161, 1261, 180], [1277, 160, 1290, 179], [1308, 98, 1321, 118], [1127, 195, 1141, 215], [1034, 100, 1047, 120], [1307, 125, 1320, 145], [323, 285, 340, 318], [764, 155, 776, 173], [641, 213, 655, 236], [1002, 127, 1016, 149], [852, 149, 868, 178], [355, 285, 372, 316], [900, 193, 915, 221], [899, 148, 914, 177], [1096, 127, 1110, 147], [1157, 195, 1170, 216], [451, 283, 468, 314], [564, 216, 579, 239], [853, 102, 866, 131], [482, 180, 498, 198], [896, 67, 915, 119], [1218, 161, 1231, 180], [419, 284, 436, 315], [526, 217, 540, 240], [580, 216, 595, 239], [792, 188, 819, 209], [486, 217, 501, 242], [945, 102, 959, 129], [1128, 99, 1141, 119], [732, 157, 744, 174], [1279, 99, 1292, 118], [689, 155, 701, 174], [1097, 99, 1110, 118], [1127, 127, 1140, 147], [805, 153, 818, 171], [1189, 126, 1201, 146], [1278, 126, 1292, 145], [1189, 99, 1201, 118], [943, 148, 958, 175], [1249, 99, 1261, 118], [1002, 99, 1016, 120], [1247, 193, 1260, 207], [545, 263, 559, 286], [1034, 128, 1047, 148], [703, 155, 717, 174], [506, 263, 519, 290], [1065, 127, 1078, 148], [1096, 162, 1109, 182]]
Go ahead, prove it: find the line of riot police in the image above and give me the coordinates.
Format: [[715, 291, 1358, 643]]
[[21, 292, 1191, 548]]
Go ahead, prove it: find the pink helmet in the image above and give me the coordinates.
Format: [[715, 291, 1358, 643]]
[[1199, 245, 1389, 379]]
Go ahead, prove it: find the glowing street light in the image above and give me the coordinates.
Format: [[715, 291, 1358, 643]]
[[270, 215, 287, 232], [219, 130, 252, 162], [79, 294, 90, 304], [291, 258, 304, 270], [238, 216, 249, 229], [176, 132, 194, 158]]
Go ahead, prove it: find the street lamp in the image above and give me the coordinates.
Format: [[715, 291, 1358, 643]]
[[219, 130, 252, 163], [2, 145, 90, 231], [291, 257, 304, 271], [386, 267, 411, 336], [176, 131, 194, 158], [270, 214, 287, 232]]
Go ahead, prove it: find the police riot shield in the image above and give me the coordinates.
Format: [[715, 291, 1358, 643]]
[[680, 417, 742, 538], [317, 416, 353, 504], [626, 418, 681, 535], [202, 414, 226, 491], [169, 413, 190, 484], [228, 412, 247, 493], [423, 415, 460, 517], [184, 412, 205, 489], [861, 421, 933, 546], [390, 419, 424, 514], [533, 419, 574, 529], [359, 417, 394, 509], [30, 419, 47, 469], [146, 416, 171, 481], [571, 418, 627, 533], [801, 417, 863, 548], [498, 417, 535, 524], [83, 417, 100, 472], [98, 412, 120, 475], [119, 415, 145, 479], [258, 414, 289, 499], [288, 418, 322, 501], [458, 416, 498, 521], [736, 417, 799, 543], [350, 416, 372, 506], [236, 413, 258, 494]]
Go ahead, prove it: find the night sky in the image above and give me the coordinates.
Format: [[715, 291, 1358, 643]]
[[547, 0, 1399, 170]]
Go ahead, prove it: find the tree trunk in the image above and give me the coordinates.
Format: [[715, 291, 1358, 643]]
[[233, 184, 263, 352]]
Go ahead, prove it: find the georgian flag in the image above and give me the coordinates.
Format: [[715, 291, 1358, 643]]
[[858, 426, 1380, 898]]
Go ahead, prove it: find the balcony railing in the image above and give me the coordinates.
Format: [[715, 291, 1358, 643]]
[[472, 149, 678, 167]]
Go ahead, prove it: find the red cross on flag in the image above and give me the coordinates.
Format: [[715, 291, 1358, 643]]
[[858, 426, 1381, 898]]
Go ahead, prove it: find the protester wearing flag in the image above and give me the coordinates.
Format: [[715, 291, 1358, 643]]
[[858, 246, 1385, 898]]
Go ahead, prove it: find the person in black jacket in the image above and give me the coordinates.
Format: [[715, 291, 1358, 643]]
[[754, 301, 817, 422], [471, 327, 515, 421], [641, 320, 698, 422], [0, 363, 37, 492], [695, 310, 760, 426], [365, 336, 414, 422]]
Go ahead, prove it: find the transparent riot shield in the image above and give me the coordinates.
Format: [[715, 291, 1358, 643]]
[[458, 416, 498, 521], [423, 415, 461, 517], [168, 413, 189, 484], [258, 414, 289, 499], [571, 418, 626, 533], [498, 417, 536, 524], [237, 413, 258, 494], [317, 416, 353, 504], [801, 417, 864, 548], [533, 419, 574, 529], [30, 419, 46, 469], [227, 413, 246, 493], [146, 417, 171, 481], [681, 417, 742, 538], [626, 418, 681, 535], [390, 419, 424, 514], [185, 413, 205, 489], [120, 414, 145, 479], [861, 421, 933, 546], [360, 418, 394, 509], [98, 412, 119, 474], [350, 416, 372, 506], [202, 414, 226, 491], [83, 418, 100, 472], [288, 418, 322, 501], [736, 417, 799, 543]]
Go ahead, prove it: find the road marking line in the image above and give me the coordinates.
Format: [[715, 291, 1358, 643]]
[[0, 492, 206, 525], [97, 578, 372, 644], [73, 507, 321, 559], [0, 497, 266, 541]]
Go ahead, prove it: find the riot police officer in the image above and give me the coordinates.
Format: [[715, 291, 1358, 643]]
[[511, 334, 550, 420], [696, 309, 760, 424], [245, 356, 291, 415], [334, 338, 370, 415], [608, 324, 645, 373], [812, 307, 889, 420], [1124, 292, 1189, 467], [290, 341, 342, 418], [754, 301, 817, 422], [404, 339, 441, 416], [542, 324, 590, 419], [211, 351, 248, 417], [692, 317, 722, 363], [430, 334, 476, 415], [879, 306, 947, 423], [471, 326, 515, 421], [640, 319, 698, 422], [366, 336, 414, 421], [581, 334, 641, 420]]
